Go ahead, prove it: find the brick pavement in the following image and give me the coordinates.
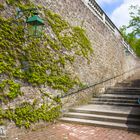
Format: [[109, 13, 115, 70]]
[[16, 122, 140, 140]]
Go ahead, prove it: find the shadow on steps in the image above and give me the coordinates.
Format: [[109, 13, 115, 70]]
[[115, 79, 140, 88], [126, 104, 140, 133], [130, 79, 140, 87]]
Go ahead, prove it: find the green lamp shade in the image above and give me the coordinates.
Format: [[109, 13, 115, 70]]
[[26, 15, 44, 25]]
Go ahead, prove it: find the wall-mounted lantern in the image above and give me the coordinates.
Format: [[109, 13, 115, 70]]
[[16, 8, 45, 38], [26, 12, 45, 37]]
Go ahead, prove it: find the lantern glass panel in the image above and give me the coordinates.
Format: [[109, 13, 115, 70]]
[[27, 24, 44, 37]]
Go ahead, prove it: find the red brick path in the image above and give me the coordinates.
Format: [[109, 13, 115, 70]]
[[17, 122, 140, 140]]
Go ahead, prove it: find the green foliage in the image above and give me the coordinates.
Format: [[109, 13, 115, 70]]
[[1, 102, 61, 128], [45, 11, 69, 36], [120, 5, 140, 57], [6, 0, 31, 6], [72, 27, 93, 57], [0, 4, 4, 10], [6, 80, 22, 99], [0, 108, 4, 125], [0, 80, 22, 102], [128, 5, 140, 36], [0, 15, 78, 93], [0, 8, 93, 93], [42, 91, 62, 104], [0, 17, 25, 76], [45, 10, 93, 58]]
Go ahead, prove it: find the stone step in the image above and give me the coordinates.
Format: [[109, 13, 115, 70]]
[[106, 90, 140, 95], [91, 98, 137, 104], [115, 83, 140, 87], [108, 87, 140, 90], [96, 95, 139, 101], [63, 112, 140, 125], [99, 94, 140, 100], [69, 105, 140, 118], [60, 117, 140, 132], [105, 90, 140, 95], [89, 101, 140, 107]]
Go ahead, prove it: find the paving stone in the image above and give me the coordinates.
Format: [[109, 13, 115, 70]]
[[15, 122, 140, 140]]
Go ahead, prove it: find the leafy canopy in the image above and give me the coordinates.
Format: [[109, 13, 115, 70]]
[[120, 5, 140, 56]]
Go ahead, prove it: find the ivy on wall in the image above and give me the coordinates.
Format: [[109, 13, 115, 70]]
[[0, 0, 93, 128], [0, 99, 61, 128], [45, 10, 93, 58]]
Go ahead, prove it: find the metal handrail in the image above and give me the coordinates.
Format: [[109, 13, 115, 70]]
[[60, 66, 140, 98]]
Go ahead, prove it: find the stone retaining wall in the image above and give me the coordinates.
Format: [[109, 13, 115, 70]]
[[33, 0, 140, 109], [0, 0, 140, 139]]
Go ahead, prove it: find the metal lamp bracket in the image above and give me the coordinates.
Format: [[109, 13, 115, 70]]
[[15, 7, 38, 19]]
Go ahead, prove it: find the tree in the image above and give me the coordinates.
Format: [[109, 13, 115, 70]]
[[120, 5, 140, 56]]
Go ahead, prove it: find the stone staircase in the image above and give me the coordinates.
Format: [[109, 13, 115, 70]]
[[89, 87, 140, 107], [60, 79, 140, 131]]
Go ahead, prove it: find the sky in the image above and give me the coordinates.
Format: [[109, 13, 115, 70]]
[[96, 0, 140, 28]]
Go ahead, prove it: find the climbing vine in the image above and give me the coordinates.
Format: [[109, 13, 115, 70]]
[[0, 101, 61, 128], [45, 10, 93, 58], [0, 0, 93, 128], [0, 3, 4, 10], [0, 80, 22, 104]]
